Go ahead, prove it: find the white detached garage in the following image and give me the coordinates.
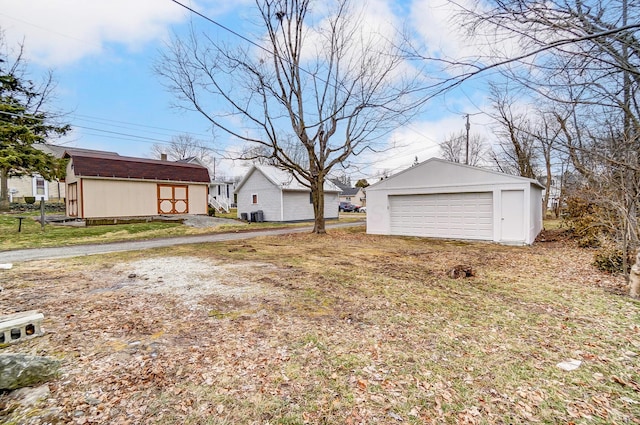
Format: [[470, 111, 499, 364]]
[[366, 158, 544, 245]]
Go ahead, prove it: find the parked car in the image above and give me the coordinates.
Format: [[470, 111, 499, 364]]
[[339, 201, 356, 212], [356, 206, 366, 213]]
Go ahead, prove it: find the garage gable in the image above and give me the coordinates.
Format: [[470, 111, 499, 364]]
[[372, 158, 540, 191]]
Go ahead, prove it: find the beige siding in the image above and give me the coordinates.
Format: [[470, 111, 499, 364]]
[[188, 184, 208, 215], [78, 179, 208, 218], [7, 175, 65, 201], [65, 159, 207, 218], [7, 176, 32, 200], [82, 179, 158, 218]]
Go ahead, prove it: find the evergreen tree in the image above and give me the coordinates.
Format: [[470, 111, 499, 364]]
[[0, 38, 70, 210]]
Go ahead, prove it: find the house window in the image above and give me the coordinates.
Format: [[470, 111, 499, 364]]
[[252, 194, 258, 204], [309, 192, 313, 204], [36, 177, 45, 196], [32, 175, 48, 200]]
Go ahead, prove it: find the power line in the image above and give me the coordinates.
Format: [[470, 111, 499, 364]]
[[69, 113, 214, 140], [169, 0, 268, 55]]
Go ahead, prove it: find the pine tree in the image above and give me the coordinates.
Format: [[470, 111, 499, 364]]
[[0, 39, 70, 210]]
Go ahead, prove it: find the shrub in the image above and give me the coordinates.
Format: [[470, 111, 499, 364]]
[[593, 244, 625, 274], [24, 196, 36, 204], [591, 236, 634, 274], [208, 206, 216, 217], [563, 196, 603, 248]]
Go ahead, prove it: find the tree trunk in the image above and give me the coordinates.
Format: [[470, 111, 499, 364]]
[[311, 177, 326, 234], [0, 168, 9, 212]]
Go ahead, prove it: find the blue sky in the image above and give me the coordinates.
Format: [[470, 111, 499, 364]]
[[0, 0, 496, 181]]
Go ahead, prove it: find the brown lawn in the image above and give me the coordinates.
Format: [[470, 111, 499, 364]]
[[1, 227, 639, 424]]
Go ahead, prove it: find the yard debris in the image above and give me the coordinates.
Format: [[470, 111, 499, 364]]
[[0, 229, 636, 424], [556, 359, 582, 371], [0, 263, 12, 270], [448, 264, 476, 278]]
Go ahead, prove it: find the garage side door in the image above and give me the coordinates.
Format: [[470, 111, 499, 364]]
[[389, 192, 493, 240]]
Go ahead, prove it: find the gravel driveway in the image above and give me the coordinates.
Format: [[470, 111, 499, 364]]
[[0, 221, 365, 263]]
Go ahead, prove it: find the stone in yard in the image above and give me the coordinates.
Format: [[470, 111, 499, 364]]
[[556, 359, 581, 371], [7, 383, 51, 407], [0, 353, 60, 390]]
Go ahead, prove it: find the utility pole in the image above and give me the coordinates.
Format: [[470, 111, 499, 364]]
[[465, 114, 470, 165]]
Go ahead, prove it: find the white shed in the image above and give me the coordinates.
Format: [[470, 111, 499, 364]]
[[366, 158, 544, 245], [235, 165, 342, 222]]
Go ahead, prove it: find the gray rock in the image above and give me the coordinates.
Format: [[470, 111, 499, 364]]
[[0, 353, 60, 390], [8, 383, 51, 407]]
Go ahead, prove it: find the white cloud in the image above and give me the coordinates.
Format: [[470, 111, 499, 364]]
[[410, 0, 475, 60], [354, 108, 496, 179], [0, 0, 193, 66], [410, 0, 526, 67]]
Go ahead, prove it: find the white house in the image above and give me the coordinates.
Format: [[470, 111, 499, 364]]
[[366, 158, 544, 245], [330, 179, 367, 207], [208, 179, 237, 213], [235, 165, 342, 222]]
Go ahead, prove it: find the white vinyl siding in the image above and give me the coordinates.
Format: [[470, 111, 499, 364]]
[[235, 169, 281, 221], [389, 192, 493, 240], [283, 191, 314, 221], [281, 191, 340, 221], [324, 192, 339, 219]]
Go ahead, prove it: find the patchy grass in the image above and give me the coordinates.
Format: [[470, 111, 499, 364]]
[[0, 213, 189, 250], [213, 208, 238, 220], [1, 228, 638, 424], [0, 212, 356, 251]]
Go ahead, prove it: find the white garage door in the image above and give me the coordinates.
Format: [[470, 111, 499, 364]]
[[389, 192, 493, 240]]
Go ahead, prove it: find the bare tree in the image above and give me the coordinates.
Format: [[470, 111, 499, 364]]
[[156, 0, 420, 233], [439, 131, 487, 166], [488, 84, 538, 179], [151, 133, 213, 162]]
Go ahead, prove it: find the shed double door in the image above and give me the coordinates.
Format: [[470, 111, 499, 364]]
[[158, 184, 189, 214], [389, 192, 493, 240]]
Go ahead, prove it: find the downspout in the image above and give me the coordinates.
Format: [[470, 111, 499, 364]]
[[280, 187, 284, 221]]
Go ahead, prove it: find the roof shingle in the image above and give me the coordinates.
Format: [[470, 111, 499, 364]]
[[68, 153, 210, 183]]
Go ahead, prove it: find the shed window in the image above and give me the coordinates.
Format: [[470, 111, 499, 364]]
[[252, 194, 258, 204]]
